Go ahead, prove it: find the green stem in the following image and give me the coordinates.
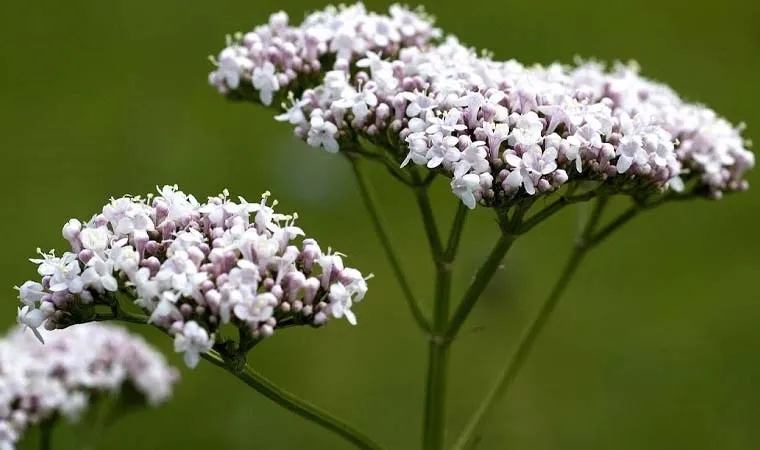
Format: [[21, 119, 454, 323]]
[[348, 156, 431, 332], [452, 198, 615, 450], [416, 186, 452, 450], [107, 313, 381, 449], [445, 203, 469, 261], [517, 189, 602, 235], [423, 260, 453, 450], [411, 171, 444, 260], [231, 363, 383, 450], [445, 233, 518, 342], [39, 419, 53, 450]]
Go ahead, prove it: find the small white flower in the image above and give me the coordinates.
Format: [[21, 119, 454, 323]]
[[451, 174, 481, 209], [275, 93, 309, 125], [306, 115, 340, 152], [504, 146, 558, 195], [233, 292, 277, 323], [79, 226, 111, 254], [16, 306, 46, 343], [425, 133, 460, 168], [327, 283, 357, 325], [403, 91, 436, 118], [173, 321, 214, 368], [31, 250, 84, 294], [15, 281, 45, 307], [252, 62, 280, 106], [216, 46, 253, 90], [80, 255, 118, 293], [333, 85, 378, 121], [509, 112, 544, 147], [453, 141, 489, 178]]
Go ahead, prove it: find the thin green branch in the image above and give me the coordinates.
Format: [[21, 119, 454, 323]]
[[413, 177, 453, 450], [517, 189, 601, 234], [444, 233, 518, 342], [451, 197, 609, 450], [347, 157, 431, 332], [411, 172, 444, 260], [105, 309, 382, 449], [232, 364, 383, 450], [422, 265, 453, 450], [39, 418, 53, 450], [445, 202, 469, 261]]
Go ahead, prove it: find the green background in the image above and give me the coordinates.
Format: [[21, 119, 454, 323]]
[[2, 0, 759, 448]]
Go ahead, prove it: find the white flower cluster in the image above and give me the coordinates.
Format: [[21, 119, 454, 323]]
[[208, 3, 441, 106], [210, 5, 754, 208], [0, 323, 178, 450], [15, 186, 370, 369]]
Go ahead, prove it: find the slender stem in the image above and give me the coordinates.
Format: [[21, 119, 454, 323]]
[[230, 363, 384, 450], [414, 190, 444, 260], [445, 202, 469, 261], [452, 198, 613, 450], [445, 233, 518, 342], [422, 265, 453, 450], [414, 178, 452, 450], [39, 419, 53, 450], [517, 189, 602, 235], [106, 313, 381, 450], [348, 157, 431, 332]]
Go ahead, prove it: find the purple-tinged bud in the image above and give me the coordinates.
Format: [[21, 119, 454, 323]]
[[292, 300, 303, 312], [482, 104, 497, 122], [260, 324, 275, 337], [92, 214, 108, 227], [62, 219, 82, 251], [537, 179, 552, 193], [303, 277, 320, 304], [375, 103, 391, 123], [553, 169, 569, 185], [141, 257, 161, 275], [313, 312, 328, 326], [145, 240, 160, 255], [271, 284, 283, 300], [180, 304, 193, 319], [170, 321, 184, 335], [40, 301, 55, 315], [158, 220, 175, 240], [78, 249, 94, 264]]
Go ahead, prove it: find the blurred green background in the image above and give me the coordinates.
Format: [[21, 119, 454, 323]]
[[2, 0, 759, 448]]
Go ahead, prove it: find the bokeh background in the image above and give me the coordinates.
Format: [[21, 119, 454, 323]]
[[2, 0, 759, 448]]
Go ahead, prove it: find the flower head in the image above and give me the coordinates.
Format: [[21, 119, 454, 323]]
[[13, 187, 370, 368], [210, 6, 753, 208], [0, 323, 177, 450]]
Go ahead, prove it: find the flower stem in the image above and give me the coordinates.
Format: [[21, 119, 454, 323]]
[[348, 156, 431, 332], [105, 310, 381, 449], [445, 233, 518, 342], [39, 418, 53, 450], [416, 188, 451, 450], [452, 198, 615, 450], [230, 363, 384, 450], [422, 265, 452, 450]]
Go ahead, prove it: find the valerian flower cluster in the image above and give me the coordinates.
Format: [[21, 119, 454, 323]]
[[15, 186, 370, 369], [209, 3, 753, 209], [0, 323, 178, 450]]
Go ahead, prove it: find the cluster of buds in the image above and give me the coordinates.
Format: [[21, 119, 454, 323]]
[[0, 323, 178, 450], [15, 186, 370, 368], [208, 3, 441, 105], [209, 4, 753, 208]]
